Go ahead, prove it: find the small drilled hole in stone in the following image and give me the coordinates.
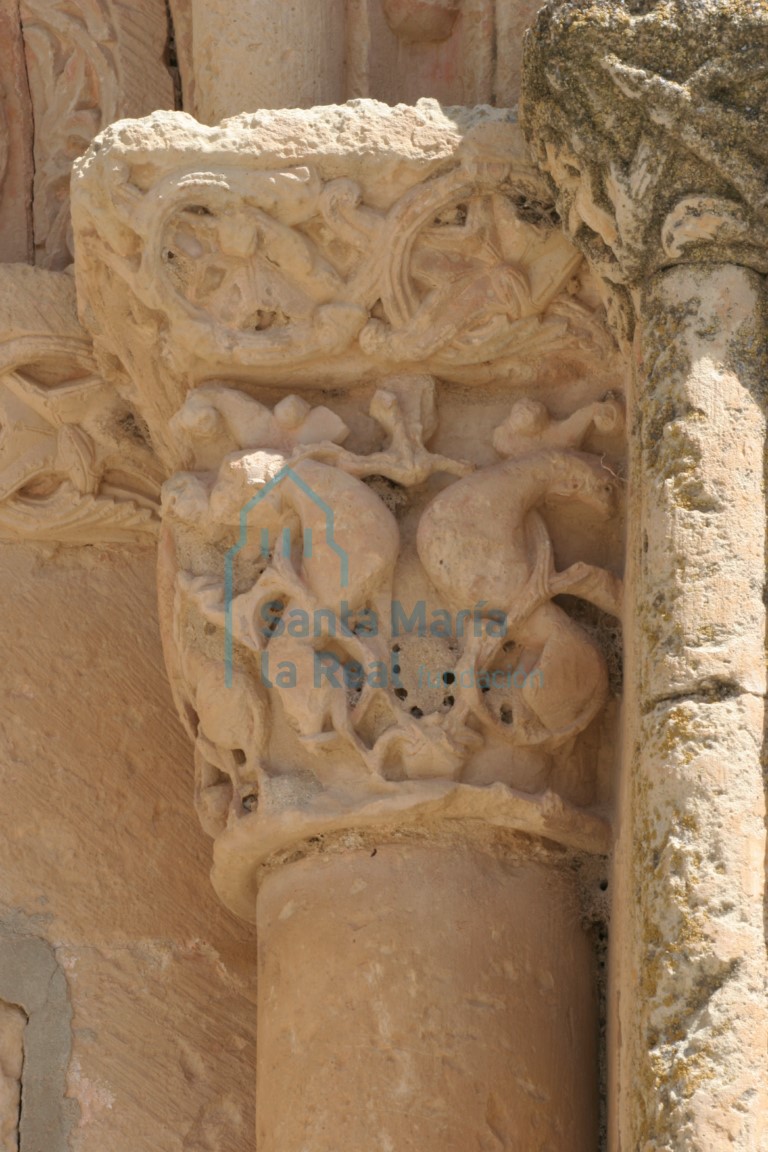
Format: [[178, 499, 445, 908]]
[[394, 687, 408, 700], [410, 706, 423, 718]]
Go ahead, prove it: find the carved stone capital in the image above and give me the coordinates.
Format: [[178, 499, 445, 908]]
[[155, 375, 622, 916], [68, 101, 624, 920], [521, 0, 768, 289]]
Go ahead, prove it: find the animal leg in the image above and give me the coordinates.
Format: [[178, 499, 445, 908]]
[[550, 561, 623, 619]]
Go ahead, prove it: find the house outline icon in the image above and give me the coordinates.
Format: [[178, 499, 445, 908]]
[[224, 464, 349, 686]]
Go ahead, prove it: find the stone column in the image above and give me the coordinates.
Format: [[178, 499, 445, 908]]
[[181, 0, 347, 121], [627, 264, 768, 1150], [523, 5, 768, 1148], [170, 0, 544, 116], [70, 102, 625, 1148], [257, 843, 597, 1151]]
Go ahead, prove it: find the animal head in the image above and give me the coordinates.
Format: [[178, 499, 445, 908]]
[[209, 449, 287, 529], [492, 398, 549, 457], [543, 451, 616, 518]]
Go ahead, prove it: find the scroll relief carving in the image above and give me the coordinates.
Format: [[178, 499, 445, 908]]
[[0, 267, 160, 543], [159, 374, 623, 880], [521, 2, 768, 300], [71, 105, 615, 466], [21, 0, 121, 269], [20, 0, 174, 269]]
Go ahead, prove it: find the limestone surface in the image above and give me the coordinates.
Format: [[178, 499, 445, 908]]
[[0, 544, 259, 1152], [171, 0, 541, 119], [20, 0, 174, 268], [257, 843, 598, 1151], [522, 5, 768, 1148], [5, 0, 766, 1147], [0, 265, 160, 543], [0, 0, 33, 263], [71, 102, 611, 465], [69, 101, 623, 913], [66, 96, 624, 1145]]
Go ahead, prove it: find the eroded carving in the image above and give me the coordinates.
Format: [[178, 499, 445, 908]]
[[521, 1, 768, 288], [159, 375, 623, 860], [417, 396, 623, 749], [65, 102, 622, 915], [0, 0, 34, 264], [72, 103, 614, 464], [21, 0, 120, 268], [359, 167, 597, 367], [20, 0, 174, 268], [0, 267, 159, 542]]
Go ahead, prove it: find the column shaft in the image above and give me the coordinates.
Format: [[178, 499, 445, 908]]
[[613, 264, 768, 1148], [257, 842, 598, 1151], [190, 0, 347, 122]]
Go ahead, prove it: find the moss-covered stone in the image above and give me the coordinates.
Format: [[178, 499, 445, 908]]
[[521, 0, 768, 285]]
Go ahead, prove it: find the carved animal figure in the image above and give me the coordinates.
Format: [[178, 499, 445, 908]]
[[169, 381, 466, 780], [190, 660, 269, 836], [170, 384, 349, 471], [203, 448, 401, 771], [417, 421, 621, 749], [212, 452, 400, 621]]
